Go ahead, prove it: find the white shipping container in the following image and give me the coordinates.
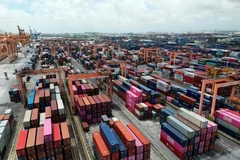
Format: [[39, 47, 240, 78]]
[[23, 110, 32, 129], [118, 75, 128, 82], [135, 109, 144, 116], [55, 86, 60, 94], [140, 103, 148, 111], [141, 76, 154, 82], [215, 118, 240, 134], [4, 108, 13, 116], [57, 100, 65, 115], [178, 108, 208, 129], [167, 116, 195, 139], [56, 93, 61, 101], [112, 117, 119, 122], [39, 113, 46, 126], [184, 72, 196, 78], [50, 83, 55, 93], [43, 75, 46, 79]]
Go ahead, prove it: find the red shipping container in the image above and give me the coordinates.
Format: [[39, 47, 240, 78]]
[[128, 148, 135, 156], [16, 130, 28, 157], [111, 152, 119, 160], [92, 132, 110, 160], [113, 121, 135, 149], [53, 123, 62, 149], [34, 91, 40, 108], [92, 95, 102, 113], [143, 150, 151, 160], [97, 95, 107, 111]]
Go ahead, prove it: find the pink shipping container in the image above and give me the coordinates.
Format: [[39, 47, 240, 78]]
[[206, 134, 211, 141], [215, 110, 240, 128], [126, 91, 138, 112], [128, 155, 135, 160], [72, 85, 77, 95], [126, 128, 143, 155], [221, 109, 240, 119], [166, 96, 174, 102], [161, 130, 187, 153], [135, 153, 143, 160], [198, 147, 204, 154], [130, 86, 143, 97], [44, 119, 52, 142], [199, 141, 205, 148], [207, 120, 218, 133], [206, 124, 212, 135], [81, 85, 86, 93]]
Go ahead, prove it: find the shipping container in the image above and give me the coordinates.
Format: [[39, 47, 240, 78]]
[[23, 110, 32, 129], [167, 116, 195, 139], [127, 124, 151, 152], [113, 121, 135, 149], [110, 129, 128, 159], [45, 106, 52, 119], [31, 108, 39, 128], [100, 123, 119, 153], [44, 119, 52, 143], [16, 130, 28, 158], [178, 108, 208, 129], [161, 122, 188, 147], [92, 131, 111, 160], [26, 128, 37, 159], [174, 115, 201, 137], [126, 127, 143, 155], [36, 126, 46, 160], [215, 110, 240, 128], [53, 123, 62, 149], [60, 122, 71, 146]]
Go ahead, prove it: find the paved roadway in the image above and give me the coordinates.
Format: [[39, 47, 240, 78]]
[[71, 58, 240, 160]]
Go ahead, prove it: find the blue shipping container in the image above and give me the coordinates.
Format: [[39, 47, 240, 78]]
[[122, 82, 131, 90], [119, 85, 128, 94], [160, 108, 176, 124], [161, 122, 188, 147], [28, 95, 34, 109], [216, 123, 240, 140], [100, 123, 119, 153], [110, 129, 128, 158]]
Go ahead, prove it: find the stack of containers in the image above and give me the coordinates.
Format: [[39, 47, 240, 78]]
[[16, 130, 28, 160], [126, 91, 138, 114], [100, 123, 119, 160], [114, 121, 135, 159], [130, 86, 143, 103], [127, 124, 151, 160], [8, 85, 21, 102], [61, 122, 72, 160], [92, 132, 111, 160], [156, 79, 169, 96], [3, 108, 14, 129], [26, 128, 37, 160], [36, 126, 46, 160], [174, 69, 184, 84], [53, 123, 63, 159], [44, 119, 54, 159], [183, 72, 195, 86], [23, 110, 32, 129], [215, 109, 240, 140], [160, 107, 217, 159], [0, 120, 11, 158]]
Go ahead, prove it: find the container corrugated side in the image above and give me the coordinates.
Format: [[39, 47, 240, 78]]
[[23, 110, 32, 129], [167, 116, 195, 139], [100, 123, 119, 153], [178, 108, 208, 129]]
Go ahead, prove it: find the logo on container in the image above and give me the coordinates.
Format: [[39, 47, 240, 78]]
[[167, 135, 174, 145], [223, 116, 232, 123]]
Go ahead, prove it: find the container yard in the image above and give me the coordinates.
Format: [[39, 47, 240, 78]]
[[1, 18, 240, 160]]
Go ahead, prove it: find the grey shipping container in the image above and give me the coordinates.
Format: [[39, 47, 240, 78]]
[[167, 116, 195, 139]]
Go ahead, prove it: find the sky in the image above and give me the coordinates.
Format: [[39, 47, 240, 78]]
[[0, 0, 239, 33]]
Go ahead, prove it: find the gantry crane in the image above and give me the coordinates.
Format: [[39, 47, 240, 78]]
[[16, 68, 63, 106], [199, 77, 240, 118], [68, 71, 113, 114], [206, 67, 234, 94], [95, 59, 128, 77], [17, 25, 31, 47]]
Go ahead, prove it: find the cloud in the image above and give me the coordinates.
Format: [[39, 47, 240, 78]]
[[0, 0, 239, 33]]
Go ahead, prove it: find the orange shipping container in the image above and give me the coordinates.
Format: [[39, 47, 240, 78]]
[[31, 108, 39, 127], [26, 128, 37, 159], [60, 122, 71, 146], [113, 121, 135, 149], [92, 132, 110, 160], [45, 106, 52, 119], [127, 124, 151, 152]]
